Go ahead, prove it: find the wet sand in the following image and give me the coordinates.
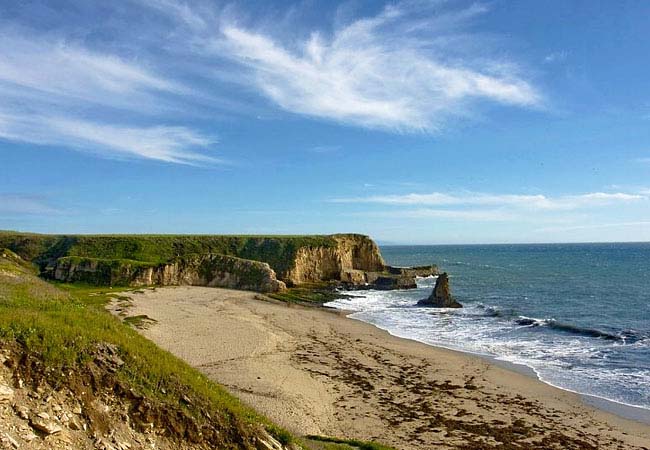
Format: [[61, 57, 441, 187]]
[[109, 286, 650, 449]]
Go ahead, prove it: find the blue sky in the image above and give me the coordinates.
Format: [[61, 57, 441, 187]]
[[1, 0, 650, 244]]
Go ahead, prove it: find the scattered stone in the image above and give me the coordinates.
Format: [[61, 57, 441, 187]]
[[30, 416, 63, 435], [14, 405, 29, 420], [417, 273, 462, 308], [36, 412, 50, 420], [96, 437, 117, 450], [68, 416, 84, 431], [1, 433, 19, 449], [0, 385, 14, 403], [94, 343, 125, 373], [21, 431, 37, 442]]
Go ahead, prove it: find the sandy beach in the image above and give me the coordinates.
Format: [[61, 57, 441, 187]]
[[109, 286, 650, 450]]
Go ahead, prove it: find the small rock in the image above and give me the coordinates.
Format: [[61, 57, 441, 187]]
[[96, 437, 117, 450], [0, 385, 14, 403], [72, 405, 82, 415], [14, 405, 29, 420], [1, 433, 19, 449], [22, 431, 37, 442], [36, 412, 50, 420], [68, 416, 84, 431], [30, 417, 63, 435]]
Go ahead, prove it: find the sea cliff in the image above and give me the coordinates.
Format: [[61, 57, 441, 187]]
[[0, 232, 437, 292]]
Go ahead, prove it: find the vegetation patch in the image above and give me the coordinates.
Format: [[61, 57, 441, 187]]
[[305, 435, 396, 450], [268, 282, 349, 305], [0, 255, 295, 448], [0, 231, 344, 279]]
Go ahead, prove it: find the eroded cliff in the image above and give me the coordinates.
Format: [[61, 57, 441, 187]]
[[1, 232, 438, 291], [284, 234, 385, 285], [51, 254, 286, 293]]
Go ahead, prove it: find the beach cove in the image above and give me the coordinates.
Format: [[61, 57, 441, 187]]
[[110, 286, 650, 450]]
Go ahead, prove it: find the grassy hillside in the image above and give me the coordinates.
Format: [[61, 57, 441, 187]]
[[0, 250, 395, 450], [0, 249, 292, 448], [0, 232, 340, 277]]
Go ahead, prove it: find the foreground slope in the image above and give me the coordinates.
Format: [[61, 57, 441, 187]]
[[0, 249, 299, 449]]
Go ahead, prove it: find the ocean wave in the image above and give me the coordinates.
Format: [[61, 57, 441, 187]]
[[514, 316, 647, 343]]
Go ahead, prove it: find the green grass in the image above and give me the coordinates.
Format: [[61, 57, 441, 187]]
[[0, 255, 292, 444], [304, 436, 396, 450], [0, 231, 352, 278], [268, 282, 346, 304]]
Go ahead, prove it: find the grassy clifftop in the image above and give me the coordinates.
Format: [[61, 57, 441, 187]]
[[0, 231, 345, 278]]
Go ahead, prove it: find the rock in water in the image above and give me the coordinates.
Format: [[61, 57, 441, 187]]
[[417, 273, 462, 308]]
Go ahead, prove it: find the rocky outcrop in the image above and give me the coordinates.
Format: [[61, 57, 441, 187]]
[[284, 234, 385, 285], [417, 273, 462, 308], [19, 231, 440, 292], [51, 254, 286, 293], [285, 235, 438, 289]]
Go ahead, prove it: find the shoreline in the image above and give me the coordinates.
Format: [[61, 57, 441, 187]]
[[335, 308, 650, 425], [110, 286, 650, 449]]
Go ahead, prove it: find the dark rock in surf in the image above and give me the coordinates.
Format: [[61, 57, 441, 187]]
[[417, 273, 462, 308]]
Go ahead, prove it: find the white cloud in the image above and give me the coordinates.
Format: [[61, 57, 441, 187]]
[[358, 208, 517, 221], [217, 2, 541, 132], [0, 29, 215, 164], [0, 32, 181, 108], [331, 191, 645, 211], [0, 112, 216, 164]]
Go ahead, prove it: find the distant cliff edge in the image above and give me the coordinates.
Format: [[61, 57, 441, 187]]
[[0, 232, 438, 292]]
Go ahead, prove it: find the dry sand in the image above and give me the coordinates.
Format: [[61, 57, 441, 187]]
[[109, 286, 650, 449]]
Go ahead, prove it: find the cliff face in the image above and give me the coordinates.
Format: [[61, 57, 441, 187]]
[[52, 254, 286, 293], [284, 234, 385, 285], [3, 231, 438, 291]]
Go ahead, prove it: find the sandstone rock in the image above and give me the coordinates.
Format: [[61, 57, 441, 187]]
[[21, 431, 37, 442], [417, 273, 462, 308], [285, 234, 385, 285], [14, 404, 29, 420], [340, 269, 366, 284], [0, 385, 14, 403], [30, 416, 63, 435], [1, 433, 19, 449], [68, 415, 84, 431], [53, 253, 286, 293]]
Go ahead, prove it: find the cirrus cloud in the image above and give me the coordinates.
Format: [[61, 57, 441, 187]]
[[217, 2, 542, 132]]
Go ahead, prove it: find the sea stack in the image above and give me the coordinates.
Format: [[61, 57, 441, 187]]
[[418, 272, 462, 308]]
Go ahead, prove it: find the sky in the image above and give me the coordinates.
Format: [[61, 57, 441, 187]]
[[1, 0, 650, 244]]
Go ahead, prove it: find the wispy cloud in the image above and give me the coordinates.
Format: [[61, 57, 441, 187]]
[[356, 208, 517, 221], [544, 51, 568, 63], [0, 112, 216, 164], [0, 29, 215, 164], [534, 221, 650, 233], [331, 191, 645, 211], [217, 2, 541, 132], [0, 194, 61, 215]]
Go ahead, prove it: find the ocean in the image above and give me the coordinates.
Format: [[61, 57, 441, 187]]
[[326, 243, 650, 413]]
